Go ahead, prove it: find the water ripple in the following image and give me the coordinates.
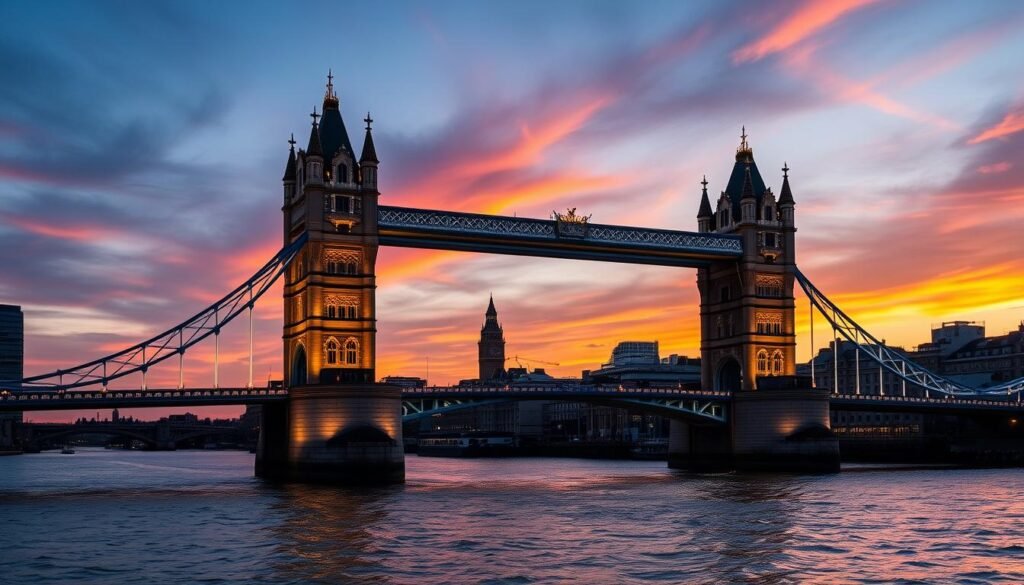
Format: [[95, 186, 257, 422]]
[[1, 451, 1023, 583]]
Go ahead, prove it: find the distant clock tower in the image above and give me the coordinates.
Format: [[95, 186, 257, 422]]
[[478, 296, 506, 381]]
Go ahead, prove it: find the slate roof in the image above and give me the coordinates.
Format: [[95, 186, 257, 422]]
[[282, 144, 296, 181], [360, 124, 378, 164], [306, 121, 322, 157], [319, 100, 355, 164]]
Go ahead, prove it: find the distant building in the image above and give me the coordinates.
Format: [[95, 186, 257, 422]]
[[801, 321, 1024, 395], [0, 304, 24, 449], [0, 304, 22, 383], [478, 296, 506, 381], [910, 321, 1024, 387], [584, 341, 701, 386], [166, 413, 199, 425]]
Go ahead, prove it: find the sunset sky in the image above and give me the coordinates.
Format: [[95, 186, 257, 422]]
[[2, 1, 1023, 421]]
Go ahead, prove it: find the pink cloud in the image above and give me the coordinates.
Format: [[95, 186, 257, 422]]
[[733, 0, 883, 63]]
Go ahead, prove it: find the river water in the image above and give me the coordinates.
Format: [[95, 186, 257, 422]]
[[0, 450, 1022, 584]]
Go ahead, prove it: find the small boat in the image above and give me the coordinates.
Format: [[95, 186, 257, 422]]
[[60, 446, 76, 455], [630, 439, 669, 460], [418, 432, 518, 457]]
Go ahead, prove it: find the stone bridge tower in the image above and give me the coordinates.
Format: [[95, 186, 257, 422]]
[[695, 129, 797, 392], [282, 73, 379, 387], [259, 73, 403, 484]]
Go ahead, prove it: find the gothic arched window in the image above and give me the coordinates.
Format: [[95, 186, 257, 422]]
[[337, 164, 348, 183], [771, 351, 784, 375], [345, 338, 358, 365], [325, 337, 340, 365], [324, 295, 358, 320], [757, 350, 769, 374]]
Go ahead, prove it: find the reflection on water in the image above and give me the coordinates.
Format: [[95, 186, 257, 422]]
[[0, 450, 1022, 584]]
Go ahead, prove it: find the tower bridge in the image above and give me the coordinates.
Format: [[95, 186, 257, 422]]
[[2, 77, 1022, 482]]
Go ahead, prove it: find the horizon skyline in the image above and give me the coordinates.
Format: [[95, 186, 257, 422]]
[[3, 1, 1024, 422]]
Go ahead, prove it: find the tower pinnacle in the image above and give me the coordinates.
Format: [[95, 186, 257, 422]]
[[360, 111, 378, 164], [779, 162, 795, 205], [697, 175, 713, 220], [324, 69, 338, 108], [736, 125, 753, 162]]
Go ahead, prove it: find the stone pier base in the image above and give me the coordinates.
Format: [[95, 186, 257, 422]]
[[667, 421, 733, 472], [256, 384, 405, 484], [732, 383, 839, 472], [668, 378, 840, 473]]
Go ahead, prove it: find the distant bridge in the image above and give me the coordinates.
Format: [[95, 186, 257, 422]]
[[22, 421, 240, 450]]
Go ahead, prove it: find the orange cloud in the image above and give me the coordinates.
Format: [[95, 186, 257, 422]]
[[451, 95, 615, 178], [733, 0, 882, 63], [968, 109, 1024, 144]]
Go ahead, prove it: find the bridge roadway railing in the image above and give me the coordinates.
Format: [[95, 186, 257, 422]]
[[830, 392, 1024, 414], [0, 388, 289, 412]]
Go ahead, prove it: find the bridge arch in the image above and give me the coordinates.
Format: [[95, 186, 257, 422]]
[[30, 428, 157, 448], [402, 395, 727, 426], [715, 357, 742, 392]]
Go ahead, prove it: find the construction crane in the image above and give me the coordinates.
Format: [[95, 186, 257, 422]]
[[506, 355, 560, 369]]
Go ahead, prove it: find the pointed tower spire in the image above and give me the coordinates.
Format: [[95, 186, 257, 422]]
[[306, 106, 322, 157], [486, 294, 497, 318], [360, 112, 378, 164], [282, 133, 297, 181], [697, 174, 713, 218], [778, 162, 794, 205]]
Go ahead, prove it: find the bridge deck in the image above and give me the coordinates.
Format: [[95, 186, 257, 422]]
[[0, 388, 288, 412], [830, 393, 1024, 415], [3, 386, 1021, 415], [377, 206, 742, 267]]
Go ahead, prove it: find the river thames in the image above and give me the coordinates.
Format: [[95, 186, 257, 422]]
[[0, 450, 1022, 584]]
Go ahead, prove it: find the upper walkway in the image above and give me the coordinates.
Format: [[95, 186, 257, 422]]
[[377, 206, 743, 267]]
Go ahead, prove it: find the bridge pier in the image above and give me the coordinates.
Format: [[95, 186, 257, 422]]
[[257, 385, 404, 484], [731, 381, 839, 472], [669, 377, 839, 473], [667, 421, 733, 472]]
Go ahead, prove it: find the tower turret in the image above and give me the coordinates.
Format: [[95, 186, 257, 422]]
[[282, 134, 297, 202], [306, 107, 323, 185], [697, 175, 713, 233], [778, 162, 795, 227], [360, 112, 379, 191]]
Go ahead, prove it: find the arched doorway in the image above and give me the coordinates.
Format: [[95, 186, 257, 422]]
[[290, 344, 307, 387], [716, 357, 742, 392]]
